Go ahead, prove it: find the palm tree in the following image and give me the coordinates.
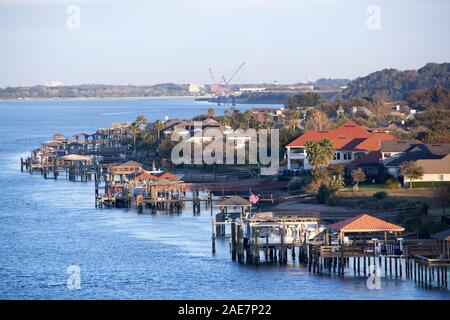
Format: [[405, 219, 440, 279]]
[[129, 115, 148, 155], [135, 115, 148, 127], [400, 161, 424, 189], [220, 116, 232, 127], [263, 114, 273, 132], [305, 140, 321, 176], [130, 121, 139, 154], [154, 119, 165, 140], [243, 110, 253, 129], [319, 138, 335, 165], [207, 107, 215, 118], [305, 138, 335, 179], [290, 110, 301, 130]]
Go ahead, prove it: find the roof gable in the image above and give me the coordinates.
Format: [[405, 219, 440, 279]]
[[287, 120, 372, 150], [354, 132, 395, 151], [328, 214, 405, 233], [380, 140, 420, 153], [415, 154, 450, 174]]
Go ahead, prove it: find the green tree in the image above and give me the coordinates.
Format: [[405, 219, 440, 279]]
[[400, 161, 424, 189], [317, 184, 331, 204], [285, 92, 324, 109]]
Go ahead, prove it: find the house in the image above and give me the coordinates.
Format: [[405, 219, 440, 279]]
[[286, 120, 395, 172], [402, 154, 450, 187], [251, 107, 285, 124], [380, 140, 421, 161], [384, 143, 450, 177], [164, 117, 251, 149], [351, 106, 374, 118]]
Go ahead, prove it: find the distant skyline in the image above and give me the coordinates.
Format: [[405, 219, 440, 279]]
[[1, 0, 449, 87]]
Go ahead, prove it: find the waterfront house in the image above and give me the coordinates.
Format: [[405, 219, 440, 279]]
[[380, 140, 421, 161], [155, 171, 181, 181], [402, 154, 450, 187], [384, 143, 450, 178], [251, 107, 285, 124], [52, 133, 66, 141], [286, 120, 395, 174]]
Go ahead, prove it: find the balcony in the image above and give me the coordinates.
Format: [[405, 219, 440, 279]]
[[288, 151, 306, 159]]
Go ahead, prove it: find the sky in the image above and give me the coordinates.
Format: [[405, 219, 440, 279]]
[[0, 0, 449, 87]]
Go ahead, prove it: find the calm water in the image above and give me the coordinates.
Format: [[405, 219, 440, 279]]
[[0, 98, 448, 300]]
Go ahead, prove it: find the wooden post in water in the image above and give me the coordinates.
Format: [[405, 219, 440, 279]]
[[237, 224, 244, 263], [211, 221, 216, 254], [280, 226, 286, 264], [231, 222, 237, 261], [264, 234, 269, 262], [254, 229, 260, 265]]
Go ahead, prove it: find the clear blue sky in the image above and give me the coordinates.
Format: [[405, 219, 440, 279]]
[[1, 0, 449, 87]]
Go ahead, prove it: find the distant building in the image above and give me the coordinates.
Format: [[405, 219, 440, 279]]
[[43, 81, 63, 87], [188, 84, 205, 95], [239, 87, 266, 93], [251, 107, 285, 124]]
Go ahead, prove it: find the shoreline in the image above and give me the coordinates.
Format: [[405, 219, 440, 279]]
[[0, 95, 209, 102]]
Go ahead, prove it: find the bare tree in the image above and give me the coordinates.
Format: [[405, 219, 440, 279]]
[[351, 168, 366, 190], [305, 109, 332, 131], [369, 91, 390, 118]]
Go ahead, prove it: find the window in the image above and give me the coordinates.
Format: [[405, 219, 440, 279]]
[[438, 174, 444, 181], [333, 152, 341, 160], [343, 152, 352, 160], [354, 152, 365, 160]]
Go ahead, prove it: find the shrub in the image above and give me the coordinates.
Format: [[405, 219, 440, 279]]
[[287, 177, 302, 191], [305, 180, 321, 193], [329, 175, 345, 193], [410, 181, 450, 188], [317, 184, 331, 204], [385, 178, 401, 189], [373, 191, 388, 200]]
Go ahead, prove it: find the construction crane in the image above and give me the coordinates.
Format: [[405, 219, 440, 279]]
[[208, 62, 245, 105], [224, 62, 245, 106], [208, 67, 222, 97]]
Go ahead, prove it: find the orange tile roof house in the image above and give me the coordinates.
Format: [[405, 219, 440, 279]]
[[286, 120, 395, 171]]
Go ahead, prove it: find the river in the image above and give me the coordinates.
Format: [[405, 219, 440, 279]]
[[0, 98, 448, 299]]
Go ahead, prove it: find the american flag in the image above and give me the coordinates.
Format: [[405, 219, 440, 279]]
[[249, 193, 259, 204]]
